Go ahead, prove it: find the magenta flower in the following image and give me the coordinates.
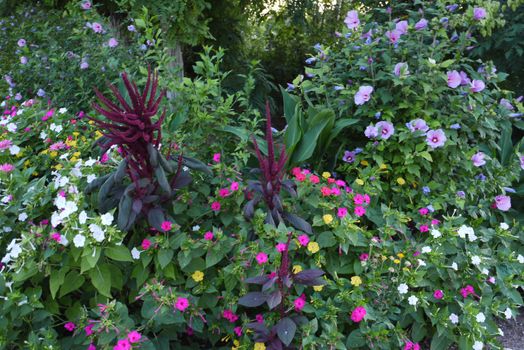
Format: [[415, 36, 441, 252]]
[[256, 314, 264, 323], [114, 339, 131, 350], [426, 129, 447, 148], [385, 29, 401, 43], [297, 234, 310, 246], [354, 85, 374, 105], [276, 242, 287, 252], [470, 79, 485, 93], [473, 7, 487, 20], [141, 239, 151, 250], [219, 188, 230, 197], [17, 39, 26, 47], [92, 22, 103, 33], [175, 297, 189, 311], [350, 306, 367, 322], [0, 140, 12, 150], [255, 252, 268, 265], [204, 231, 214, 240], [0, 163, 14, 173], [230, 181, 239, 191], [395, 20, 408, 35], [433, 290, 444, 299], [419, 225, 429, 232], [418, 207, 429, 215], [394, 62, 409, 77], [447, 70, 461, 88], [359, 253, 369, 261], [344, 10, 360, 29], [234, 326, 242, 337], [354, 206, 366, 217], [494, 195, 511, 211], [108, 38, 119, 48], [294, 295, 306, 311], [364, 125, 378, 138], [414, 18, 428, 30], [127, 330, 141, 343], [64, 322, 76, 332], [406, 119, 429, 133], [211, 201, 221, 212], [81, 1, 92, 10], [337, 207, 348, 218], [376, 121, 395, 140], [85, 324, 94, 336], [213, 153, 221, 163], [161, 221, 172, 232], [471, 152, 486, 167]]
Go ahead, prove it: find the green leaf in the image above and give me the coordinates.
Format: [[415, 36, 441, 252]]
[[430, 334, 453, 350], [205, 248, 224, 268], [88, 264, 112, 298], [346, 329, 366, 348], [59, 272, 85, 298], [158, 249, 174, 269], [49, 266, 68, 299], [105, 245, 133, 262], [280, 86, 299, 123], [291, 112, 333, 164]]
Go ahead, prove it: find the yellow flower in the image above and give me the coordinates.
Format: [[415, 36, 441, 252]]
[[381, 255, 387, 261], [50, 151, 58, 158], [355, 179, 364, 185], [232, 340, 240, 350], [24, 160, 30, 167], [393, 259, 401, 264], [307, 242, 320, 254], [54, 164, 63, 170], [350, 276, 362, 287], [397, 253, 405, 259], [292, 265, 303, 274], [73, 132, 80, 137], [95, 130, 103, 138], [254, 343, 266, 350], [322, 171, 331, 179], [192, 270, 204, 282], [397, 177, 406, 185], [65, 139, 77, 147], [81, 136, 87, 142], [402, 267, 410, 272], [70, 157, 78, 163], [313, 285, 324, 292], [360, 160, 369, 166], [73, 152, 81, 157], [379, 163, 387, 170], [88, 120, 95, 125], [323, 214, 333, 225]]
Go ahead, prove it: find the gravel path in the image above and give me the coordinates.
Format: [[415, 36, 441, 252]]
[[498, 309, 524, 350]]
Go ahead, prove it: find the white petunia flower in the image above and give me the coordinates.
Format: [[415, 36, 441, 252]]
[[500, 222, 509, 230], [457, 225, 474, 239], [408, 295, 419, 306], [517, 254, 524, 264], [472, 341, 483, 350], [430, 229, 441, 238], [55, 196, 66, 209], [471, 256, 481, 266], [40, 131, 47, 139], [73, 234, 86, 248], [86, 174, 96, 183], [51, 212, 62, 227], [59, 235, 69, 246], [449, 313, 459, 324], [59, 107, 67, 114], [9, 145, 20, 155], [6, 123, 17, 132], [481, 268, 489, 275], [79, 211, 88, 224], [18, 212, 28, 222], [417, 259, 426, 267], [71, 167, 82, 177], [398, 283, 408, 294], [89, 224, 105, 242], [476, 312, 485, 323], [504, 308, 512, 319], [131, 247, 140, 260], [468, 233, 478, 242], [100, 213, 114, 226], [450, 262, 458, 270], [192, 225, 200, 231], [84, 158, 96, 167], [421, 246, 432, 253]]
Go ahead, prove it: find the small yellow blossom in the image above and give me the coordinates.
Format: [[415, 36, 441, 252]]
[[360, 160, 369, 166], [397, 177, 406, 185], [232, 339, 240, 350], [192, 270, 204, 282], [293, 265, 303, 274], [70, 157, 78, 163], [73, 152, 81, 157], [381, 255, 387, 261], [322, 171, 331, 179], [24, 160, 30, 167], [379, 163, 387, 170], [81, 136, 87, 142], [307, 242, 320, 254], [313, 285, 324, 292], [350, 276, 362, 287], [397, 253, 405, 259], [355, 179, 364, 185], [54, 164, 63, 170], [323, 214, 333, 225], [73, 132, 80, 137], [50, 151, 58, 158], [65, 139, 77, 147], [393, 259, 401, 264], [88, 120, 95, 125], [95, 130, 103, 138], [254, 343, 266, 350]]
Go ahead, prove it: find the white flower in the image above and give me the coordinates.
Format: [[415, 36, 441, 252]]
[[498, 328, 504, 336], [417, 259, 426, 267], [473, 341, 483, 350], [500, 222, 509, 230], [59, 176, 69, 187], [71, 167, 82, 177], [9, 145, 20, 155], [89, 224, 105, 242], [468, 232, 478, 242], [517, 254, 524, 263], [7, 123, 17, 132], [79, 211, 87, 224], [1, 195, 12, 203], [3, 226, 12, 232], [55, 196, 66, 209], [450, 262, 458, 270], [476, 312, 485, 323], [9, 242, 22, 258], [430, 229, 441, 238], [471, 256, 481, 266], [504, 308, 512, 319], [73, 234, 86, 248], [18, 212, 28, 222], [40, 131, 47, 139], [131, 247, 141, 260], [84, 158, 96, 167], [86, 174, 96, 183], [100, 213, 114, 226], [58, 107, 67, 114], [183, 166, 189, 171], [458, 225, 474, 239], [421, 246, 432, 253], [51, 212, 62, 227], [481, 268, 489, 275], [449, 313, 459, 324], [192, 225, 200, 231], [398, 283, 409, 294], [408, 295, 419, 306], [59, 235, 69, 246]]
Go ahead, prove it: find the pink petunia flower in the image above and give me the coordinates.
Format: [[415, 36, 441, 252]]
[[354, 206, 366, 217], [337, 207, 348, 218], [213, 153, 221, 163], [175, 297, 189, 311], [359, 253, 369, 261], [211, 201, 221, 212], [350, 306, 367, 322], [310, 175, 320, 184], [230, 182, 239, 191], [141, 239, 151, 250], [161, 221, 172, 232], [204, 232, 214, 241], [276, 243, 287, 252], [255, 252, 268, 265], [297, 234, 310, 247], [433, 290, 444, 299], [294, 295, 306, 311], [64, 322, 76, 332], [419, 225, 429, 233], [127, 330, 141, 343]]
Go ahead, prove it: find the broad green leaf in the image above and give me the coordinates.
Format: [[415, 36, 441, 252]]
[[88, 264, 112, 298], [105, 245, 133, 262]]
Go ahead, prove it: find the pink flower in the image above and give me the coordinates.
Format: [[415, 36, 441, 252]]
[[418, 208, 429, 215], [471, 152, 486, 167], [447, 70, 461, 88], [51, 232, 62, 242], [276, 243, 287, 252], [223, 309, 238, 323], [161, 221, 172, 232], [50, 141, 66, 151], [213, 153, 221, 163], [81, 1, 92, 10], [470, 79, 485, 93], [495, 195, 511, 211], [175, 297, 189, 311], [0, 163, 14, 173], [295, 172, 306, 182], [309, 175, 320, 184], [344, 10, 360, 29], [331, 187, 341, 196], [321, 187, 332, 196], [294, 295, 306, 311], [64, 322, 76, 332], [0, 140, 12, 150], [433, 289, 444, 299], [255, 252, 268, 265], [108, 38, 119, 48], [431, 219, 440, 226], [473, 7, 487, 20], [141, 239, 151, 250], [337, 207, 348, 218], [460, 285, 475, 298], [385, 30, 401, 44], [426, 129, 447, 149], [354, 206, 366, 217], [230, 182, 239, 191], [350, 306, 367, 322], [219, 188, 230, 197], [256, 314, 264, 323], [88, 344, 96, 350], [211, 201, 221, 212], [487, 276, 495, 284], [234, 326, 242, 337], [363, 194, 370, 204], [376, 121, 395, 140], [419, 225, 429, 233], [85, 323, 94, 336], [335, 180, 346, 187], [353, 194, 365, 205], [395, 20, 408, 35], [114, 339, 131, 350], [92, 22, 103, 33], [404, 341, 420, 350], [359, 253, 369, 261], [297, 234, 310, 246], [100, 153, 110, 163], [127, 330, 141, 343], [354, 85, 374, 105], [204, 232, 214, 240]]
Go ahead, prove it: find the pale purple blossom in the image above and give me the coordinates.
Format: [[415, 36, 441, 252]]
[[426, 129, 447, 148], [447, 71, 461, 88], [128, 25, 136, 32], [364, 125, 378, 138], [344, 10, 360, 30], [495, 195, 511, 211], [17, 39, 26, 47], [520, 155, 524, 170], [473, 7, 487, 20], [470, 80, 485, 93], [385, 30, 401, 44], [414, 18, 428, 30], [20, 56, 27, 65], [394, 62, 409, 77], [354, 85, 373, 105], [500, 98, 514, 110], [92, 22, 102, 33], [406, 119, 429, 133], [80, 61, 89, 70], [395, 20, 408, 35], [343, 151, 356, 163], [81, 1, 91, 10], [460, 71, 471, 85], [471, 152, 486, 167], [376, 121, 395, 140], [108, 38, 119, 48]]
